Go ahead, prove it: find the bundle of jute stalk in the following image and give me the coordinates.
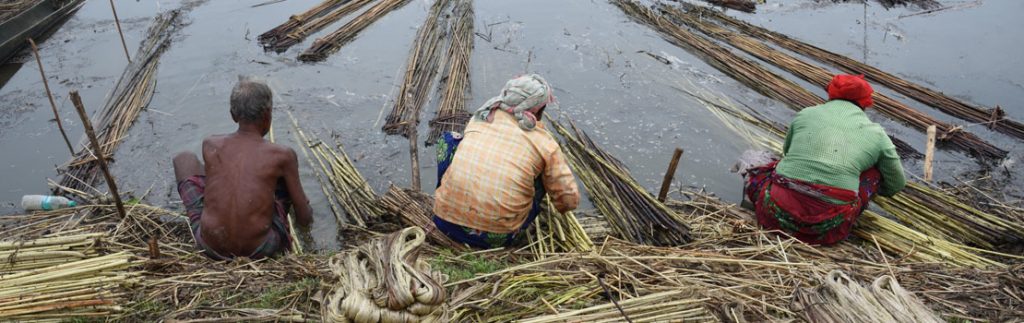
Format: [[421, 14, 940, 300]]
[[258, 0, 354, 51], [526, 197, 594, 258], [58, 10, 181, 193], [0, 235, 138, 322], [670, 75, 1020, 267], [298, 0, 412, 62], [0, 232, 105, 274], [655, 2, 1005, 160], [425, 0, 474, 144], [379, 185, 466, 251], [289, 112, 384, 227], [550, 118, 691, 246], [682, 2, 1024, 140], [382, 0, 452, 136], [324, 227, 447, 322]]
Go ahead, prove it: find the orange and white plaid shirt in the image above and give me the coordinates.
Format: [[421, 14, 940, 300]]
[[434, 111, 580, 234]]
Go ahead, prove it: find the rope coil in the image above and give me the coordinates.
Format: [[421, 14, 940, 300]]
[[325, 227, 447, 322]]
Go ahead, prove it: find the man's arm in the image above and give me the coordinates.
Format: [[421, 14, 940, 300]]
[[542, 147, 580, 213], [876, 135, 906, 197], [282, 148, 313, 227]]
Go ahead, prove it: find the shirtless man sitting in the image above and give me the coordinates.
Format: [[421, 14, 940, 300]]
[[172, 77, 313, 260]]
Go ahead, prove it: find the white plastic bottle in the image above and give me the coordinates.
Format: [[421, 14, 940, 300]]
[[21, 195, 78, 211]]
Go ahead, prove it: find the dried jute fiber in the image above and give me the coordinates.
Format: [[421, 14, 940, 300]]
[[792, 270, 942, 323], [324, 227, 447, 322]]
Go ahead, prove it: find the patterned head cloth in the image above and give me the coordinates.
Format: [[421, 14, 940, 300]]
[[826, 74, 874, 109], [473, 74, 559, 130]]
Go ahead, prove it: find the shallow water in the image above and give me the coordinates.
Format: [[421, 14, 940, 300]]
[[1, 0, 1020, 251]]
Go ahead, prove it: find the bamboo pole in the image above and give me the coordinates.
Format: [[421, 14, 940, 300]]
[[108, 0, 131, 63], [27, 38, 75, 156], [657, 148, 683, 202], [68, 91, 126, 219], [408, 125, 421, 191], [924, 125, 936, 182]]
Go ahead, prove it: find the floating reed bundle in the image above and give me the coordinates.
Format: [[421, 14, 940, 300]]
[[379, 185, 466, 251], [261, 0, 376, 52], [614, 1, 932, 159], [298, 0, 412, 62], [289, 113, 384, 227], [323, 227, 447, 322], [551, 119, 691, 246], [526, 197, 594, 257], [660, 4, 1006, 160], [0, 232, 138, 322], [382, 0, 452, 136], [58, 11, 181, 194], [258, 0, 349, 51], [692, 0, 756, 13], [685, 78, 1019, 267], [686, 4, 1024, 141], [426, 0, 473, 144]]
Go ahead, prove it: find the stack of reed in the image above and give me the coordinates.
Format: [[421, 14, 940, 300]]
[[298, 0, 412, 62], [289, 112, 384, 227], [426, 0, 474, 144], [551, 119, 692, 246], [382, 0, 452, 136]]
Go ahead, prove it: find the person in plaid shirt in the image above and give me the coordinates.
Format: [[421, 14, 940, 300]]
[[433, 74, 580, 248]]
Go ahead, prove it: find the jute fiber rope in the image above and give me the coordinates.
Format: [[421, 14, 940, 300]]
[[325, 227, 447, 322], [793, 270, 942, 323]]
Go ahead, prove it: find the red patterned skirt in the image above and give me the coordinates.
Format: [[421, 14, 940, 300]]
[[743, 161, 880, 245]]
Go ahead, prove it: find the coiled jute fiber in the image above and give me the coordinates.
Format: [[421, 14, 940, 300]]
[[324, 227, 447, 322]]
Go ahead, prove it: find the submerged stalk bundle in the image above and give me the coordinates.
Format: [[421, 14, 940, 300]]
[[612, 1, 935, 159], [684, 3, 1024, 141], [257, 0, 350, 51], [426, 0, 474, 144], [58, 11, 181, 194], [382, 0, 452, 136], [289, 113, 383, 227], [660, 4, 1006, 160], [298, 0, 412, 62], [262, 0, 376, 52], [552, 119, 691, 246]]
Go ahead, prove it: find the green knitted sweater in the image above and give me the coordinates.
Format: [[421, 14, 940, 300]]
[[776, 100, 906, 197]]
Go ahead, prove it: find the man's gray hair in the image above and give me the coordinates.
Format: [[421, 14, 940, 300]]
[[230, 76, 272, 122]]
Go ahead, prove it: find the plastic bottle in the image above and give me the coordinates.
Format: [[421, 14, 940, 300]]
[[21, 195, 77, 211]]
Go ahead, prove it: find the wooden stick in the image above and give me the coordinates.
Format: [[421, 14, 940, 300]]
[[108, 0, 131, 63], [924, 125, 936, 182], [27, 38, 75, 156], [408, 125, 421, 191], [657, 148, 684, 202], [68, 91, 126, 219]]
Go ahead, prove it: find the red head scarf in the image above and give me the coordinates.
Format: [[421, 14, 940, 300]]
[[826, 74, 874, 109]]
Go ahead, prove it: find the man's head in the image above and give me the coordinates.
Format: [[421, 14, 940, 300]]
[[826, 74, 874, 109], [230, 76, 273, 134]]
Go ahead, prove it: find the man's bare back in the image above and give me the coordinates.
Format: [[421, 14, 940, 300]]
[[173, 77, 312, 260], [199, 132, 308, 256]]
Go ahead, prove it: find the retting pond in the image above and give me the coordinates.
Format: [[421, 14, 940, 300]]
[[1, 0, 1021, 250]]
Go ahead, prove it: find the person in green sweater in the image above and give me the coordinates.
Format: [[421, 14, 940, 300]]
[[743, 74, 906, 245]]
